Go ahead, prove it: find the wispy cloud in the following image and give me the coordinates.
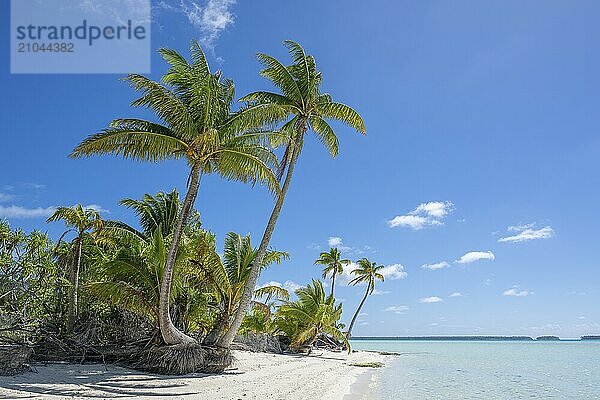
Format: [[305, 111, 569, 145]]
[[0, 205, 56, 219], [421, 261, 450, 270], [455, 251, 495, 264], [324, 236, 375, 256], [498, 224, 555, 243], [388, 201, 454, 230], [177, 0, 235, 49], [0, 193, 16, 203], [420, 296, 443, 303], [449, 292, 463, 297], [503, 286, 532, 297], [384, 305, 409, 314]]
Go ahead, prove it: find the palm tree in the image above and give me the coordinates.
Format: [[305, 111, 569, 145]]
[[219, 40, 366, 347], [47, 204, 104, 330], [70, 42, 279, 345], [276, 279, 349, 352], [197, 232, 288, 345], [314, 248, 350, 298], [346, 258, 385, 338]]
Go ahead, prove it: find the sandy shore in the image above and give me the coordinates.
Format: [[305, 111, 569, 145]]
[[0, 350, 388, 399]]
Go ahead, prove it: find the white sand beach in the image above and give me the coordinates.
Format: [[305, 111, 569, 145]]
[[0, 350, 387, 400]]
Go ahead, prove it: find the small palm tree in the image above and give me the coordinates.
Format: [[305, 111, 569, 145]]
[[346, 258, 385, 338], [47, 204, 104, 330], [220, 40, 366, 347], [71, 42, 279, 345], [276, 279, 349, 352], [197, 232, 288, 345], [314, 248, 350, 298]]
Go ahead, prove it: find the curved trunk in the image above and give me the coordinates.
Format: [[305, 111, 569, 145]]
[[158, 164, 201, 345], [330, 270, 336, 298], [67, 233, 83, 332], [346, 285, 370, 339], [218, 133, 304, 348]]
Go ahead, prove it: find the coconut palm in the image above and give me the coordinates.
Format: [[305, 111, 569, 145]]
[[219, 40, 366, 347], [276, 279, 349, 352], [47, 204, 104, 330], [70, 42, 279, 345], [314, 248, 350, 298], [197, 232, 288, 345], [346, 258, 385, 338]]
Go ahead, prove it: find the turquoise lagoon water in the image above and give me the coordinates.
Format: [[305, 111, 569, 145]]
[[349, 340, 600, 399]]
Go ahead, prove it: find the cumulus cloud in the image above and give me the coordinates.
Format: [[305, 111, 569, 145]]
[[0, 205, 56, 219], [259, 280, 302, 294], [421, 261, 450, 270], [498, 224, 555, 243], [455, 251, 495, 264], [420, 296, 443, 303], [384, 305, 409, 314], [379, 264, 408, 280], [388, 201, 454, 230], [502, 287, 532, 297], [328, 236, 343, 247], [449, 292, 462, 297]]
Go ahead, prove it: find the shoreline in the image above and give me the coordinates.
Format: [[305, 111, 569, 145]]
[[0, 350, 390, 399]]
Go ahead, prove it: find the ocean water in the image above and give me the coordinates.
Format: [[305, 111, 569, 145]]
[[350, 340, 600, 399]]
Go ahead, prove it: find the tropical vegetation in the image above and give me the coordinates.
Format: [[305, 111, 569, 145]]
[[0, 39, 376, 375]]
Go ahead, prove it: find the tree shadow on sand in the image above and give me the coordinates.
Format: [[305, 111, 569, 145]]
[[0, 363, 215, 398]]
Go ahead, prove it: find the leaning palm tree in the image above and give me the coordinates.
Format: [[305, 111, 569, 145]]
[[70, 42, 279, 345], [314, 247, 350, 298], [219, 40, 366, 347], [47, 204, 104, 330], [346, 258, 385, 338]]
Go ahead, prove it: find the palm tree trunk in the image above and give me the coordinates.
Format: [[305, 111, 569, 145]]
[[67, 234, 82, 332], [218, 133, 304, 348], [346, 285, 369, 339], [330, 271, 336, 298], [159, 163, 202, 345]]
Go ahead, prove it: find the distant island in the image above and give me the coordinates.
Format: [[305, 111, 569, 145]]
[[351, 336, 600, 341]]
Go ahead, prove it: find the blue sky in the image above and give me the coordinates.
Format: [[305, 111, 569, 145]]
[[2, 0, 600, 338]]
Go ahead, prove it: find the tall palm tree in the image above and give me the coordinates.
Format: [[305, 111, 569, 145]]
[[47, 204, 104, 330], [70, 42, 279, 345], [314, 247, 350, 298], [346, 258, 385, 338], [219, 40, 366, 347]]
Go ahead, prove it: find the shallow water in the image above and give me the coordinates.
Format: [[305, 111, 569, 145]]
[[350, 340, 600, 399]]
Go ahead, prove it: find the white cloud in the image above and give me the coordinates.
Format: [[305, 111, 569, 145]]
[[379, 264, 408, 280], [421, 261, 450, 270], [0, 205, 56, 219], [372, 289, 390, 295], [85, 204, 110, 214], [179, 0, 235, 49], [498, 225, 554, 243], [388, 201, 454, 230], [328, 236, 343, 247], [384, 305, 409, 314], [455, 251, 495, 264], [503, 287, 532, 297], [0, 193, 16, 203], [259, 280, 302, 293], [449, 292, 462, 297], [420, 296, 443, 303]]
